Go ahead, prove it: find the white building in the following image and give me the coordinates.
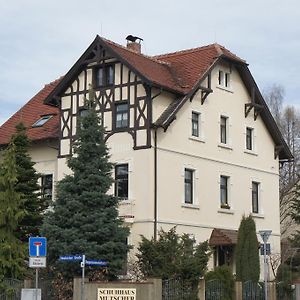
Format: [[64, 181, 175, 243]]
[[0, 36, 292, 279]]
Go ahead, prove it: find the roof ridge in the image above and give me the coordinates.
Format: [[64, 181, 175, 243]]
[[101, 37, 171, 66], [153, 43, 219, 59]]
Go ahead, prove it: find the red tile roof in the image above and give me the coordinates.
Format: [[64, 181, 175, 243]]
[[0, 79, 60, 146], [209, 228, 238, 246], [104, 38, 246, 94]]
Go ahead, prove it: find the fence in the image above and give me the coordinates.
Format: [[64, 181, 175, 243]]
[[0, 279, 23, 300], [162, 277, 198, 300]]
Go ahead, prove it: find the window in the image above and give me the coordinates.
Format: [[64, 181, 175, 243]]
[[32, 115, 53, 127], [252, 182, 259, 213], [184, 169, 193, 204], [115, 164, 128, 199], [41, 174, 53, 200], [115, 102, 129, 129], [220, 116, 228, 144], [95, 65, 114, 87], [246, 127, 253, 150], [220, 176, 229, 208], [192, 112, 200, 137], [218, 70, 230, 88]]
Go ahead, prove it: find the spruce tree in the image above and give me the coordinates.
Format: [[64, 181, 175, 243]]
[[12, 122, 46, 241], [42, 93, 130, 279], [0, 142, 26, 278], [235, 215, 260, 282]]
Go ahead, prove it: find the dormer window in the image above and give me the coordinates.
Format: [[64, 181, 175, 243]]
[[32, 115, 53, 127], [95, 65, 114, 87]]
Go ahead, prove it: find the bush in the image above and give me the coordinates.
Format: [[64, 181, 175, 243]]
[[205, 265, 234, 300]]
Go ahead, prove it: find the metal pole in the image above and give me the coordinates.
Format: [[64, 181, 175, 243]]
[[35, 268, 38, 300], [263, 240, 268, 300], [81, 254, 85, 300]]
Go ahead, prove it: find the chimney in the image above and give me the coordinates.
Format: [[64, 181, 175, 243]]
[[126, 35, 143, 54]]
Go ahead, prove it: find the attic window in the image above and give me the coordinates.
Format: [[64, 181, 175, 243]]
[[32, 115, 53, 127]]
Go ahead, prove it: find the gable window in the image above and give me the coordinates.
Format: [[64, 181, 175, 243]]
[[252, 182, 259, 213], [246, 127, 253, 150], [218, 70, 230, 88], [220, 176, 229, 208], [32, 115, 53, 127], [115, 102, 129, 129], [192, 112, 200, 137], [95, 65, 114, 87], [184, 169, 194, 204], [220, 116, 228, 144], [41, 174, 53, 200], [115, 164, 128, 199]]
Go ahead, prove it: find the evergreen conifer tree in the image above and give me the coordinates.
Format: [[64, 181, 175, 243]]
[[0, 142, 26, 278], [42, 92, 130, 279], [235, 215, 260, 282], [12, 122, 46, 241]]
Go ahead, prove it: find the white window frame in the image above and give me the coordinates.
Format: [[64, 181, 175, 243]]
[[250, 178, 264, 218], [218, 114, 232, 149], [181, 165, 200, 209], [189, 110, 205, 143], [217, 172, 234, 214], [244, 126, 258, 155], [217, 69, 233, 92]]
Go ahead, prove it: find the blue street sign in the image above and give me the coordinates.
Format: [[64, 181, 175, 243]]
[[59, 255, 82, 261], [85, 260, 108, 266], [29, 237, 47, 257], [260, 243, 271, 255]]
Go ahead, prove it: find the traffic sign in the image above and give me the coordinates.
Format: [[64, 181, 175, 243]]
[[59, 255, 82, 261], [29, 237, 47, 257], [29, 257, 46, 268], [85, 260, 108, 266], [259, 230, 272, 243], [260, 243, 271, 255]]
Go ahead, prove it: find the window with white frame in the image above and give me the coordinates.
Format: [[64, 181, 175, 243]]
[[252, 181, 259, 213], [220, 175, 229, 208], [115, 164, 129, 199], [220, 116, 228, 144], [184, 169, 194, 204], [218, 70, 231, 88], [191, 112, 200, 137], [246, 127, 254, 150]]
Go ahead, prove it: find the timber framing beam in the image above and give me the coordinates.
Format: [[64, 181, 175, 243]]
[[244, 87, 263, 120]]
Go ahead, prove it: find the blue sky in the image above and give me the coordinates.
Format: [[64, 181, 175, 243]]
[[0, 0, 299, 125]]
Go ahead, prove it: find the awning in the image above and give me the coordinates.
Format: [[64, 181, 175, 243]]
[[209, 228, 238, 246]]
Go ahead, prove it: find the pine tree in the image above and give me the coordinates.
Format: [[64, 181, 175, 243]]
[[42, 93, 130, 279], [0, 142, 26, 278], [235, 215, 260, 282], [12, 122, 46, 241]]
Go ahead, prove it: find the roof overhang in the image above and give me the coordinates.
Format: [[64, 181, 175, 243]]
[[209, 228, 238, 246]]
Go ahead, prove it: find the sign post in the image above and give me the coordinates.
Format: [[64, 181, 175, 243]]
[[259, 230, 272, 300], [81, 255, 85, 300], [29, 237, 47, 300]]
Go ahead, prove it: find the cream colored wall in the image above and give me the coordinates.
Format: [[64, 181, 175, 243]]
[[151, 63, 281, 280], [28, 142, 58, 200]]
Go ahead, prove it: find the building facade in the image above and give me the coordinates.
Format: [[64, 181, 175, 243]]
[[0, 36, 292, 279]]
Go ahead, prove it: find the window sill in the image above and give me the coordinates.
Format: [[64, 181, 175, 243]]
[[244, 150, 258, 156], [216, 85, 234, 93], [189, 136, 205, 143], [218, 208, 234, 215], [181, 203, 200, 210], [218, 143, 233, 150], [118, 199, 133, 205], [251, 213, 264, 219]]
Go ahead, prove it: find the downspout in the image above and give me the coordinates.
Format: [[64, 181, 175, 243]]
[[150, 88, 162, 241], [154, 128, 158, 241]]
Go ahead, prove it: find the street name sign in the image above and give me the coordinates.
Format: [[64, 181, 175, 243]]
[[59, 255, 82, 261], [29, 257, 46, 268], [85, 260, 108, 266], [29, 237, 47, 257]]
